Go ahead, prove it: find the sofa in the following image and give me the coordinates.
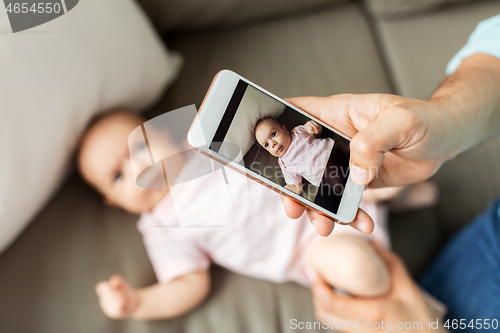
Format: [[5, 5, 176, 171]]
[[1, 0, 500, 332]]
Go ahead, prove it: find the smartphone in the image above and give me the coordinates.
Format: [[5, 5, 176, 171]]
[[187, 70, 364, 223]]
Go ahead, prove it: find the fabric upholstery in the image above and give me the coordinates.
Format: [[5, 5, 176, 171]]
[[149, 2, 392, 115], [364, 0, 493, 18], [136, 0, 345, 33]]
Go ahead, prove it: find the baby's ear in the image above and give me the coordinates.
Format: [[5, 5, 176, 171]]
[[283, 124, 288, 132]]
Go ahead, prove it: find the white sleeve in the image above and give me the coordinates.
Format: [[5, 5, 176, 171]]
[[446, 15, 500, 75]]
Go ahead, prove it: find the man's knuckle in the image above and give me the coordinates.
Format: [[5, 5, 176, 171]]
[[393, 106, 420, 125], [350, 135, 373, 156]]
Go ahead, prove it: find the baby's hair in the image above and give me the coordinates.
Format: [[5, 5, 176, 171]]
[[254, 117, 281, 138], [255, 117, 271, 131], [254, 117, 272, 143]]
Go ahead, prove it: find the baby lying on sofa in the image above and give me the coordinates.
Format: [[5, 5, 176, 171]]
[[255, 118, 341, 196], [77, 111, 442, 320]]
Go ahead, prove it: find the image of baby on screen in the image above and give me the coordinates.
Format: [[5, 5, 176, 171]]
[[255, 118, 337, 196]]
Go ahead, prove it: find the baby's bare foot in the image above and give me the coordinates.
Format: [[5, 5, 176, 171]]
[[363, 187, 405, 203], [389, 181, 439, 212]]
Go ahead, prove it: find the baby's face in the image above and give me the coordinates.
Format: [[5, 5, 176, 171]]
[[255, 119, 291, 157], [78, 112, 173, 214]]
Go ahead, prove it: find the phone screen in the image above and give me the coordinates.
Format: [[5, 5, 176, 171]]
[[210, 80, 350, 214]]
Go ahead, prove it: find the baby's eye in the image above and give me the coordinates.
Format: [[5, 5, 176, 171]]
[[271, 132, 276, 138], [113, 171, 122, 182], [264, 143, 269, 148]]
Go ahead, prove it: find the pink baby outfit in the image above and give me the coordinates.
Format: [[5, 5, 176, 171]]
[[278, 125, 334, 187], [137, 152, 390, 286]]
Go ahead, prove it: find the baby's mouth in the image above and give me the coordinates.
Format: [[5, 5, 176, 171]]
[[277, 145, 283, 154]]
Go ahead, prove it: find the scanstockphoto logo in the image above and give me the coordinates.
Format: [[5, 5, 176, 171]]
[[3, 0, 79, 33]]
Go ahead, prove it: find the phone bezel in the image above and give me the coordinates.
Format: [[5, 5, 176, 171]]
[[188, 70, 363, 223]]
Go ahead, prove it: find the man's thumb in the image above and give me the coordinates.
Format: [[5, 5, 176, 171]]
[[349, 115, 399, 185]]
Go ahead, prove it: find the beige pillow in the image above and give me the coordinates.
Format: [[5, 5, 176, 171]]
[[364, 0, 487, 18], [0, 0, 182, 254], [219, 85, 285, 162]]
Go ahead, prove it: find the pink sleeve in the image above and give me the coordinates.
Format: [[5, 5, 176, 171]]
[[292, 125, 310, 135], [140, 227, 211, 283]]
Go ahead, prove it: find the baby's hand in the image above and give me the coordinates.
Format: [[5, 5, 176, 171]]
[[95, 275, 138, 319], [285, 183, 303, 195], [305, 121, 322, 136]]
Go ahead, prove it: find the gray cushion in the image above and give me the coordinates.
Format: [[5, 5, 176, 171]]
[[148, 2, 392, 116], [364, 0, 494, 19], [136, 0, 345, 33], [0, 175, 153, 332]]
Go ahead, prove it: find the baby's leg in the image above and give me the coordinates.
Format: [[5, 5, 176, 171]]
[[305, 234, 390, 297], [363, 182, 439, 211], [362, 186, 405, 203]]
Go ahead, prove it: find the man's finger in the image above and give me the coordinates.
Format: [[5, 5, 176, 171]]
[[312, 275, 370, 319], [285, 95, 368, 139], [372, 243, 412, 289], [349, 109, 413, 186], [304, 207, 375, 236], [306, 210, 335, 236], [281, 195, 306, 219], [282, 195, 374, 236], [284, 96, 328, 120], [347, 208, 374, 234], [282, 195, 335, 236]]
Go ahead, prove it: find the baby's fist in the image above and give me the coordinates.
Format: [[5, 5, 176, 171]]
[[305, 121, 322, 136], [95, 275, 138, 319]]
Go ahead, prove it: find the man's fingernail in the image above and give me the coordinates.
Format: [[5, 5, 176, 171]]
[[350, 164, 369, 184], [355, 221, 366, 233], [312, 220, 318, 231]]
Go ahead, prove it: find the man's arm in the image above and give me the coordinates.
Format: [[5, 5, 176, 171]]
[[430, 53, 500, 159], [279, 52, 500, 236]]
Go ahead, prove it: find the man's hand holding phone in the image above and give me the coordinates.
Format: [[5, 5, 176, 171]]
[[190, 71, 364, 225], [282, 94, 451, 236]]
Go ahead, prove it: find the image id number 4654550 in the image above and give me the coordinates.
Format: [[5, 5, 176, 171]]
[[6, 2, 62, 14], [444, 319, 499, 330]]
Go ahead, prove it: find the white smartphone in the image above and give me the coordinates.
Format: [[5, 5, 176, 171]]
[[188, 70, 364, 223]]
